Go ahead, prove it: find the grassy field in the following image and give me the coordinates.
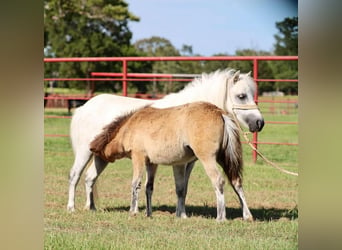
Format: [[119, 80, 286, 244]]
[[44, 101, 298, 249]]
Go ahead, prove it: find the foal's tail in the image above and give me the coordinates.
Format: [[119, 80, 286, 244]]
[[220, 114, 243, 181]]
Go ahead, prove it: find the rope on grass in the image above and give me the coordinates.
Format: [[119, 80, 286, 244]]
[[231, 110, 299, 177]]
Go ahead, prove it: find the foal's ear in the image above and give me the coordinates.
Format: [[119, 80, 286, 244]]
[[233, 70, 240, 83], [247, 71, 252, 77]]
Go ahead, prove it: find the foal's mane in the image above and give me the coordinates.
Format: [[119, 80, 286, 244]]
[[89, 105, 150, 154]]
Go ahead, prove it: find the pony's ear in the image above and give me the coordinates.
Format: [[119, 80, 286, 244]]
[[247, 71, 252, 76], [233, 70, 240, 83]]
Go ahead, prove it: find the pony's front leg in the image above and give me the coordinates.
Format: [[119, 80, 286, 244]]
[[145, 163, 158, 217], [230, 177, 253, 221], [130, 152, 145, 215], [84, 155, 108, 211]]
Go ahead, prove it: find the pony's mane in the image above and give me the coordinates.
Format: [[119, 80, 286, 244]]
[[180, 68, 256, 95], [89, 105, 150, 154], [154, 68, 239, 109], [181, 68, 237, 92]]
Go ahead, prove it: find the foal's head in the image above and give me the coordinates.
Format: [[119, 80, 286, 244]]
[[89, 110, 135, 161], [225, 70, 264, 132]]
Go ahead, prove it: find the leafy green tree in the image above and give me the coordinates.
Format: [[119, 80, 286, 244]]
[[44, 0, 152, 94], [202, 53, 231, 73], [272, 16, 298, 94], [134, 36, 181, 73], [274, 17, 298, 56], [233, 49, 274, 95], [134, 36, 182, 93], [178, 44, 204, 74], [134, 37, 211, 93]]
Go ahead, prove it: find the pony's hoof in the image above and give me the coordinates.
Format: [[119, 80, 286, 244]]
[[175, 211, 188, 219], [180, 214, 188, 219]]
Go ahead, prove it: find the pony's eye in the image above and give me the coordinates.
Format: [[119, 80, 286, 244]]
[[237, 94, 246, 100]]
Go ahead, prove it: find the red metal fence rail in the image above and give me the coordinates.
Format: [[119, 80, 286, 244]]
[[44, 56, 298, 162]]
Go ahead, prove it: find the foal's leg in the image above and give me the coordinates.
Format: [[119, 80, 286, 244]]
[[183, 160, 196, 202], [171, 161, 196, 218], [230, 176, 253, 221], [67, 149, 92, 212], [172, 164, 188, 218], [130, 152, 146, 215], [84, 155, 109, 210], [145, 163, 158, 217], [198, 158, 226, 222]]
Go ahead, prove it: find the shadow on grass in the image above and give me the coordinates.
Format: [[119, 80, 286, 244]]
[[103, 205, 298, 221]]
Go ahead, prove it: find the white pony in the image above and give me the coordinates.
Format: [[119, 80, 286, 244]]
[[67, 69, 264, 217]]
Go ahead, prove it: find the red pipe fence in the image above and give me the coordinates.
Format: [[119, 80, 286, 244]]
[[44, 56, 298, 162]]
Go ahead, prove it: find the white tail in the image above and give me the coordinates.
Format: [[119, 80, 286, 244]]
[[221, 114, 243, 180]]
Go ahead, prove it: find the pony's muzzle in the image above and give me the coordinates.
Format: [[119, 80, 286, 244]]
[[256, 119, 264, 131], [247, 117, 264, 132], [232, 105, 264, 132]]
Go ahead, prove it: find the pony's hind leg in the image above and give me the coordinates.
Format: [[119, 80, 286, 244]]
[[67, 150, 92, 212], [84, 155, 108, 211], [230, 177, 253, 221], [145, 163, 158, 217]]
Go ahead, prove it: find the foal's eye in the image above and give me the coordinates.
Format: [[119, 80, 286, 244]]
[[237, 94, 246, 100]]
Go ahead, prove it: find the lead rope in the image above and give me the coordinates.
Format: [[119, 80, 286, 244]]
[[232, 107, 299, 177]]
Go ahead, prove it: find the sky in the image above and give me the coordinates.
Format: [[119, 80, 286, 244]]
[[126, 0, 298, 56]]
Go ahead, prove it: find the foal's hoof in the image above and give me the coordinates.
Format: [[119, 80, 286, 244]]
[[145, 212, 153, 218], [129, 211, 138, 217], [83, 205, 96, 211], [67, 206, 75, 213]]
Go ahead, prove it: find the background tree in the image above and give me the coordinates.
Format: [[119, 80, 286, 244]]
[[274, 17, 298, 56], [45, 3, 298, 96], [134, 37, 208, 93], [134, 36, 179, 93], [272, 16, 298, 94], [44, 0, 152, 94], [178, 44, 204, 75]]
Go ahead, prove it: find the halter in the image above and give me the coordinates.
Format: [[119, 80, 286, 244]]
[[226, 76, 298, 177], [232, 104, 259, 110]]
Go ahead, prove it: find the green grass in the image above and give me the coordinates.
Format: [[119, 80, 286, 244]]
[[44, 104, 298, 249]]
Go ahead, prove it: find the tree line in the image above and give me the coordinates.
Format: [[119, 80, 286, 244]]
[[44, 0, 298, 95]]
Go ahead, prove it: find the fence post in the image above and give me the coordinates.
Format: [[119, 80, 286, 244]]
[[122, 59, 128, 96], [252, 59, 259, 163]]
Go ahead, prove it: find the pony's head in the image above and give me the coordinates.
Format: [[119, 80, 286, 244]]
[[225, 70, 264, 132]]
